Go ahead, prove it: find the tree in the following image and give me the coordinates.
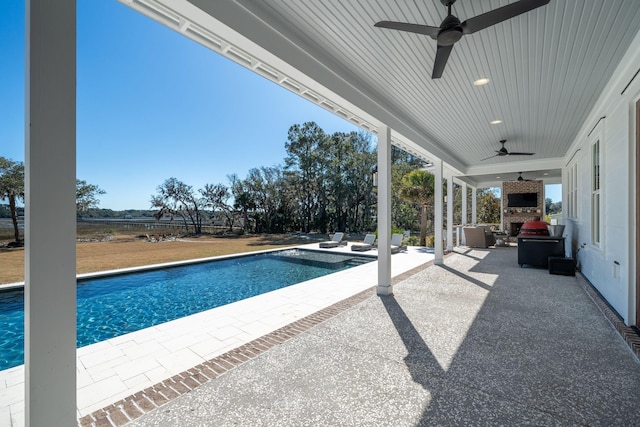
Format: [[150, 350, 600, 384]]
[[284, 122, 326, 232], [545, 197, 562, 215], [228, 173, 255, 232], [151, 178, 205, 234], [399, 169, 435, 246], [342, 133, 376, 231], [321, 131, 376, 232], [390, 161, 417, 232], [245, 166, 295, 233], [0, 157, 24, 243], [76, 179, 106, 213], [477, 188, 501, 224], [201, 183, 236, 231]]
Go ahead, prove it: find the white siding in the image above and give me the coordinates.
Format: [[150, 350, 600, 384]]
[[564, 30, 640, 325]]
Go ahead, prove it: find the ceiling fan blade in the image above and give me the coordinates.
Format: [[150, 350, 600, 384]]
[[374, 21, 439, 39], [461, 0, 550, 35], [432, 44, 453, 79], [480, 154, 499, 161], [508, 152, 535, 156]]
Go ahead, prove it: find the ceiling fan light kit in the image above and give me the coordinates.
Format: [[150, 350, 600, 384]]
[[375, 0, 551, 79]]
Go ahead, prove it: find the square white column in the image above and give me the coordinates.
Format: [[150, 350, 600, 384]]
[[446, 175, 454, 251], [461, 182, 467, 244], [471, 187, 477, 224], [434, 159, 444, 265], [376, 126, 392, 296], [25, 0, 77, 425], [461, 182, 468, 225]]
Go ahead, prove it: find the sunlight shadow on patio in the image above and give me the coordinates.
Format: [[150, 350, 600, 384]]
[[383, 247, 640, 425]]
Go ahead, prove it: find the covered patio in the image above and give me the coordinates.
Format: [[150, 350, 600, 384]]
[[19, 0, 640, 425]]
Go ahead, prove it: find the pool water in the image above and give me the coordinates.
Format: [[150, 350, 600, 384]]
[[0, 248, 373, 370]]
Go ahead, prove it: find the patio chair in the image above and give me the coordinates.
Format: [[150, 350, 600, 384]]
[[319, 232, 345, 248], [390, 233, 407, 254], [351, 234, 376, 252], [463, 226, 495, 248]]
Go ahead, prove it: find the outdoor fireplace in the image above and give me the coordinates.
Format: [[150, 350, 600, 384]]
[[510, 222, 524, 236]]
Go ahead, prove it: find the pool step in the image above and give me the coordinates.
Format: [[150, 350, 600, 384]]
[[346, 258, 373, 267]]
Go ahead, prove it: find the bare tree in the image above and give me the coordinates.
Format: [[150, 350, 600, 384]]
[[76, 179, 106, 213], [201, 183, 236, 231], [151, 177, 205, 234]]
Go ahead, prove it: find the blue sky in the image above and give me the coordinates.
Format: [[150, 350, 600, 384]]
[[1, 1, 560, 210], [1, 0, 362, 210]]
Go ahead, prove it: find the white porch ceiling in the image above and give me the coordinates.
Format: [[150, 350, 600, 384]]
[[121, 0, 640, 187]]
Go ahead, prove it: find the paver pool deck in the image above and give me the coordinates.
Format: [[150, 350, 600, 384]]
[[0, 243, 435, 426]]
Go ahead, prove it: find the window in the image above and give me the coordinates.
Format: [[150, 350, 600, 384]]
[[567, 162, 578, 218], [591, 139, 601, 246]]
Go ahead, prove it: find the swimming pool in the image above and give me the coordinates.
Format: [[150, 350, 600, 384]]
[[0, 248, 374, 370]]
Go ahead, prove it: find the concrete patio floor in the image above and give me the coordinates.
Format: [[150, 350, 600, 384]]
[[127, 246, 640, 426]]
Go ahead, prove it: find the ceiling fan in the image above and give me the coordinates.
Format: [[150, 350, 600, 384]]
[[481, 140, 535, 161], [374, 0, 550, 79], [515, 172, 533, 181]]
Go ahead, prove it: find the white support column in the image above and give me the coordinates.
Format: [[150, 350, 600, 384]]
[[376, 126, 392, 296], [446, 175, 454, 251], [461, 182, 468, 225], [461, 182, 467, 245], [471, 186, 477, 224], [25, 1, 77, 426], [434, 159, 444, 265], [561, 167, 567, 226], [499, 185, 505, 231]]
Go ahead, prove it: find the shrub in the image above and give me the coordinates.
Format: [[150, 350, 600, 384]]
[[407, 235, 420, 246], [374, 226, 405, 239], [426, 235, 435, 247]]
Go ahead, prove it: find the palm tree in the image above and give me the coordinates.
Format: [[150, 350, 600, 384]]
[[0, 157, 25, 244], [399, 169, 434, 246]]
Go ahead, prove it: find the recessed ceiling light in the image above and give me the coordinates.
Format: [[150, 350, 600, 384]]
[[473, 78, 490, 86], [496, 176, 501, 179], [490, 119, 503, 125], [543, 173, 549, 176]]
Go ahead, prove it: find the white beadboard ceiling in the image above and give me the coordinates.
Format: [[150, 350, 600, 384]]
[[122, 0, 640, 187]]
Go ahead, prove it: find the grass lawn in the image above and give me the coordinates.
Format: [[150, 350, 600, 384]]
[[0, 233, 316, 284]]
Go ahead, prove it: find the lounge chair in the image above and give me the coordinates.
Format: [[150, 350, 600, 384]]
[[351, 234, 376, 252], [319, 232, 345, 248], [390, 233, 407, 254]]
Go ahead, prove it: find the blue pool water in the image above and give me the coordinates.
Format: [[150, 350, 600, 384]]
[[0, 249, 373, 370]]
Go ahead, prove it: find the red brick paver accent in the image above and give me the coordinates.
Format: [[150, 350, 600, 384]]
[[576, 272, 640, 360]]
